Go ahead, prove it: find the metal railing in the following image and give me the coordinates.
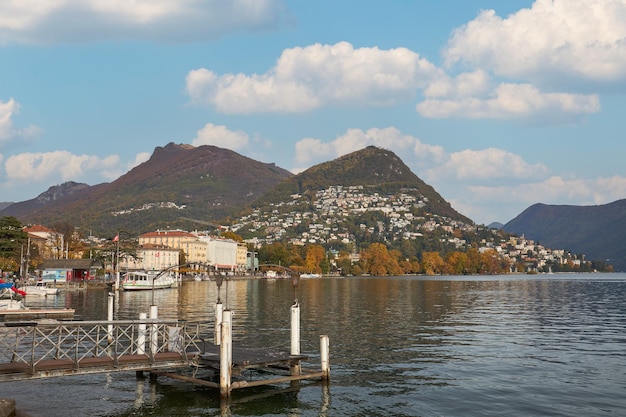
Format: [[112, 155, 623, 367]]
[[0, 319, 210, 380]]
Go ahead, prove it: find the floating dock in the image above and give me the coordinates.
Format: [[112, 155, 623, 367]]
[[0, 308, 75, 321]]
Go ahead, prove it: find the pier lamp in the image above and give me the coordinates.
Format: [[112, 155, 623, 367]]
[[291, 273, 300, 304]]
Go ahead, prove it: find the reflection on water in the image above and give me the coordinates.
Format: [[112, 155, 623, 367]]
[[3, 274, 626, 417]]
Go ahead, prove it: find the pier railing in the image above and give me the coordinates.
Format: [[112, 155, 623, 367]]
[[0, 319, 210, 381]]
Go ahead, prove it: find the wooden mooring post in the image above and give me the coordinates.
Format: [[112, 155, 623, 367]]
[[219, 309, 232, 397]]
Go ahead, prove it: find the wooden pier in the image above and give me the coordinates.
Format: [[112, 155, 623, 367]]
[[0, 295, 330, 399]]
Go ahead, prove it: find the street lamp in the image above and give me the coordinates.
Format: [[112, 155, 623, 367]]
[[291, 272, 300, 304]]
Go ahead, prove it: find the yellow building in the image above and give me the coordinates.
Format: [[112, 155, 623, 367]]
[[138, 230, 207, 265]]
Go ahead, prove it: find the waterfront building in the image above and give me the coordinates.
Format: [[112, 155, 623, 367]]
[[138, 230, 207, 265]]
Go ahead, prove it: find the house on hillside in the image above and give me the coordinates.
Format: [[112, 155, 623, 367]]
[[40, 259, 104, 283]]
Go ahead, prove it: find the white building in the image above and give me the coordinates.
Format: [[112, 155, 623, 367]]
[[198, 235, 237, 271], [120, 244, 180, 272]]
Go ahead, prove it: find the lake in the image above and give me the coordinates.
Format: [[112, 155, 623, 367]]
[[2, 273, 625, 416]]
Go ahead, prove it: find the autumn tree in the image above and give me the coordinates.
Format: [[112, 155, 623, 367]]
[[304, 244, 325, 274], [360, 242, 402, 276], [399, 256, 420, 274], [421, 251, 445, 275], [221, 231, 243, 242], [445, 251, 468, 275]]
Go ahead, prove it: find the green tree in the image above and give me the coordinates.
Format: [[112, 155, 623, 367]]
[[0, 216, 27, 270]]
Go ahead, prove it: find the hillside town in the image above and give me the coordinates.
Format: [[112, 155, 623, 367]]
[[0, 185, 606, 283]]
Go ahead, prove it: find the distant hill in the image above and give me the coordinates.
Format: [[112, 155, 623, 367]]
[[252, 145, 472, 224], [502, 200, 626, 271], [2, 181, 91, 217], [1, 143, 293, 235], [0, 202, 12, 211]]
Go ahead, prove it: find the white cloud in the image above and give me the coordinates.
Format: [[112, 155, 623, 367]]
[[0, 98, 41, 144], [191, 123, 249, 150], [426, 148, 550, 182], [4, 151, 120, 182], [417, 82, 600, 121], [186, 42, 440, 113], [0, 0, 288, 44], [443, 0, 626, 86], [293, 126, 446, 172]]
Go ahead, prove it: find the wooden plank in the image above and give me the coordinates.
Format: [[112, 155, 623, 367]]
[[230, 371, 326, 390], [150, 371, 220, 388], [199, 345, 308, 369]]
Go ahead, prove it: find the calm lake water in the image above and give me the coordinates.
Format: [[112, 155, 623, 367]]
[[2, 273, 625, 416]]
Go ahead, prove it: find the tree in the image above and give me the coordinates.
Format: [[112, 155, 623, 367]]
[[258, 242, 292, 267], [421, 251, 445, 275], [445, 251, 468, 275], [0, 216, 27, 268], [304, 244, 325, 274], [222, 231, 243, 242], [360, 243, 401, 276]]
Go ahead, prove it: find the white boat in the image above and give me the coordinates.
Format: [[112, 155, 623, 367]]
[[0, 298, 25, 311], [300, 273, 322, 278], [22, 282, 60, 297], [0, 283, 25, 310], [122, 271, 176, 291]]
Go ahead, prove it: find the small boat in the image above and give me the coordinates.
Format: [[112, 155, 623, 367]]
[[22, 282, 60, 297], [0, 298, 25, 311], [300, 273, 322, 278], [122, 271, 176, 291]]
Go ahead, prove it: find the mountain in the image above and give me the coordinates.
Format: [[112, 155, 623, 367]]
[[2, 143, 293, 235], [502, 200, 626, 271], [1, 181, 91, 216], [251, 145, 472, 224], [488, 222, 504, 229]]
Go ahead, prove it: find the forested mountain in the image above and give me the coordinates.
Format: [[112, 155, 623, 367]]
[[503, 200, 626, 271], [1, 143, 293, 235], [250, 145, 471, 224]]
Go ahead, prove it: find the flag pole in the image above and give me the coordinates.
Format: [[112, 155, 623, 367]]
[[114, 232, 120, 291]]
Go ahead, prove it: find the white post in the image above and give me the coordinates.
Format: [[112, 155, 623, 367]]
[[290, 302, 300, 355], [137, 312, 147, 354], [320, 335, 330, 380], [107, 292, 114, 344], [149, 305, 158, 357], [290, 302, 301, 376], [214, 301, 223, 345], [220, 309, 232, 398]]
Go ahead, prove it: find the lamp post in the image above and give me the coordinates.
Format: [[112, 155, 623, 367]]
[[291, 272, 300, 304]]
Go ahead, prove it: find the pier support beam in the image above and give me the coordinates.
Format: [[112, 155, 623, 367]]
[[220, 309, 232, 398]]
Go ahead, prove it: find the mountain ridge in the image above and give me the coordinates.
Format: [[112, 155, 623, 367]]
[[2, 143, 293, 234], [503, 200, 626, 271]]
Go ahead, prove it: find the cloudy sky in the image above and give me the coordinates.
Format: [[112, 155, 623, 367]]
[[1, 0, 625, 225]]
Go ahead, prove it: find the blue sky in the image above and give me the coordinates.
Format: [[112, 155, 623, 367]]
[[1, 0, 625, 225]]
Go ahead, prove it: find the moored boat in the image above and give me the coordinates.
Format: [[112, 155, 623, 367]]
[[300, 273, 322, 278], [21, 282, 60, 297], [122, 271, 176, 291], [0, 298, 25, 311]]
